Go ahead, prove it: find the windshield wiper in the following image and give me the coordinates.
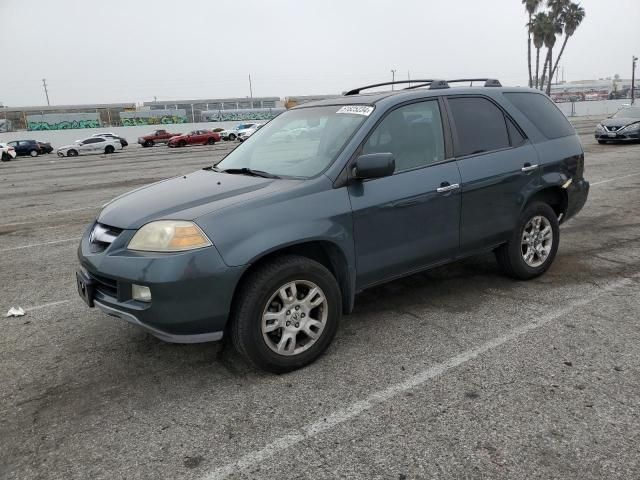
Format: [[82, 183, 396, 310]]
[[221, 167, 280, 179]]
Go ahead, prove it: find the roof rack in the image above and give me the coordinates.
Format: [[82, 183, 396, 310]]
[[344, 78, 502, 95], [344, 80, 434, 96]]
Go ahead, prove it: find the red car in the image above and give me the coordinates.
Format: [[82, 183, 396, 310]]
[[138, 129, 182, 147], [167, 130, 220, 147]]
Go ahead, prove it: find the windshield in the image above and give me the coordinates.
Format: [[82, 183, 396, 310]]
[[217, 105, 370, 178], [613, 107, 640, 119]]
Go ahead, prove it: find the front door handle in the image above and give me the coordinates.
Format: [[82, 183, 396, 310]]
[[436, 183, 460, 193], [521, 163, 539, 173]]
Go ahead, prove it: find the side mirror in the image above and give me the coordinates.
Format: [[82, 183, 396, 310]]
[[352, 153, 395, 180]]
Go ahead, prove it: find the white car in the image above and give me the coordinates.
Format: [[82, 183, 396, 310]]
[[0, 142, 17, 162], [57, 137, 123, 157], [237, 124, 263, 142], [91, 132, 128, 147], [221, 123, 259, 141]]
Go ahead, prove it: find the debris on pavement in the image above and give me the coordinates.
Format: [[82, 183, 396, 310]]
[[6, 307, 25, 317]]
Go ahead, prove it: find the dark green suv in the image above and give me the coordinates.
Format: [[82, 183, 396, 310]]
[[77, 78, 589, 372]]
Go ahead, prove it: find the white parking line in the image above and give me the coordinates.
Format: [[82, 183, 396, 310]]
[[0, 206, 100, 228], [0, 237, 80, 253], [592, 171, 640, 186], [24, 300, 70, 312], [201, 274, 638, 480]]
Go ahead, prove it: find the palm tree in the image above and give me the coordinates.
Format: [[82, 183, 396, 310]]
[[540, 14, 563, 94], [523, 0, 543, 88], [550, 2, 586, 85], [530, 12, 547, 88]]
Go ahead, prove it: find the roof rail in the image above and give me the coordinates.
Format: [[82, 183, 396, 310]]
[[344, 78, 502, 96], [344, 80, 434, 96], [445, 78, 502, 87]]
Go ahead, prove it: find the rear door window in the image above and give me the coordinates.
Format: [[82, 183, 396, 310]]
[[506, 117, 526, 146], [503, 92, 574, 139], [447, 97, 510, 157]]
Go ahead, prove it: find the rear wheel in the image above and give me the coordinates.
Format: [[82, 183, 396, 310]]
[[207, 138, 216, 145], [496, 202, 559, 280], [67, 149, 78, 157], [230, 255, 342, 373], [1, 152, 10, 162], [105, 145, 115, 154], [29, 149, 39, 157]]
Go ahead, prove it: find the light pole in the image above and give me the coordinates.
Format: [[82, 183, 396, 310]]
[[391, 69, 396, 90], [632, 56, 638, 106]]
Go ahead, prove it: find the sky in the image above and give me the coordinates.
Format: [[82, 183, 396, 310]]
[[1, 0, 639, 107]]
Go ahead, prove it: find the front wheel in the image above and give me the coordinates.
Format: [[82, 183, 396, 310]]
[[179, 140, 187, 147], [1, 152, 10, 162], [229, 255, 342, 373], [67, 149, 78, 157], [495, 202, 560, 280], [597, 140, 607, 145], [144, 140, 154, 147], [228, 133, 236, 141]]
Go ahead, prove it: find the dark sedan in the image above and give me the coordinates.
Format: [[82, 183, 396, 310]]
[[595, 106, 640, 144]]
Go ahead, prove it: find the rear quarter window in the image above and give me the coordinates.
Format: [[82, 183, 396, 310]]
[[503, 92, 575, 139]]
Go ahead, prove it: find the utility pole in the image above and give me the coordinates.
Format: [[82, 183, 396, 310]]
[[391, 69, 396, 90], [42, 78, 50, 106], [407, 70, 411, 88], [249, 74, 253, 100], [632, 56, 638, 106]]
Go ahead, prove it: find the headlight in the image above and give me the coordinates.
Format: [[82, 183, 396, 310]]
[[595, 124, 605, 132], [128, 220, 212, 252], [623, 123, 640, 132]]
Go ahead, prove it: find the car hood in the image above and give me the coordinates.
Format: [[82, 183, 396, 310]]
[[98, 169, 299, 230], [601, 117, 640, 127]]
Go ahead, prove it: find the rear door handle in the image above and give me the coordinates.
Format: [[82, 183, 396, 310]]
[[521, 164, 539, 172], [436, 183, 460, 193]]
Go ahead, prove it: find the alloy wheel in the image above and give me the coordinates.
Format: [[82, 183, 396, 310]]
[[521, 215, 553, 268], [261, 280, 328, 356]]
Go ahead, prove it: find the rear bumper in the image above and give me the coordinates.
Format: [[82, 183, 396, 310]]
[[565, 178, 589, 221]]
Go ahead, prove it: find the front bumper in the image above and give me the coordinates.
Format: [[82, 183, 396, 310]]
[[595, 130, 640, 142], [77, 224, 244, 343], [565, 178, 589, 221]]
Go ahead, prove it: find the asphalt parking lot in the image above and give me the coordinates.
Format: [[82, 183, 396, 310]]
[[1, 131, 639, 480]]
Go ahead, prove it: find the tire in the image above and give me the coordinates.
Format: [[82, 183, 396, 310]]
[[495, 201, 560, 280], [29, 149, 39, 157], [105, 145, 115, 154], [67, 149, 78, 157], [1, 152, 10, 162], [597, 140, 607, 145], [207, 138, 216, 145], [144, 140, 154, 147], [179, 140, 187, 147], [229, 255, 342, 373], [228, 133, 236, 141]]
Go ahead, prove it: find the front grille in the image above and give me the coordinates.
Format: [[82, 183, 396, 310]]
[[90, 223, 123, 253], [88, 271, 118, 298]]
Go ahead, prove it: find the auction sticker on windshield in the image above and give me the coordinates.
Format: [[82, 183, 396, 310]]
[[336, 105, 374, 116]]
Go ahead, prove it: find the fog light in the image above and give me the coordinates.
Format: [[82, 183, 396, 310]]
[[132, 284, 152, 302]]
